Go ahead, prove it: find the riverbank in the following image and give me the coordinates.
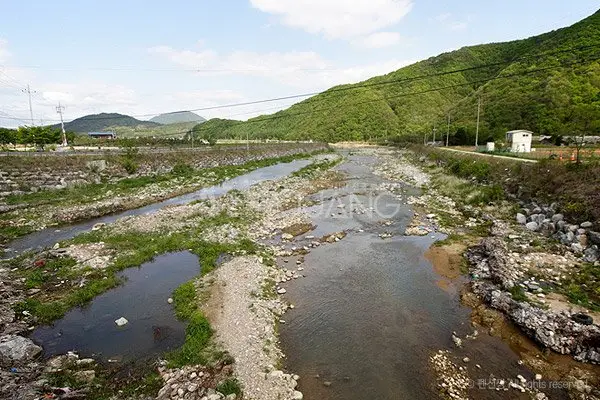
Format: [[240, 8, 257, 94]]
[[380, 147, 600, 398], [0, 143, 329, 247]]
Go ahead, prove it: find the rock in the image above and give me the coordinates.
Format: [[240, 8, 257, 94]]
[[452, 334, 463, 348], [74, 370, 95, 383], [588, 231, 600, 246], [567, 224, 579, 233], [583, 247, 599, 263], [462, 357, 470, 363], [277, 288, 287, 294], [551, 213, 564, 223], [52, 242, 60, 250], [535, 374, 542, 380], [188, 383, 198, 392], [207, 394, 222, 400], [167, 298, 173, 304], [91, 222, 106, 231], [581, 221, 593, 229], [281, 233, 294, 241], [525, 222, 539, 231], [516, 213, 527, 224], [570, 243, 584, 253], [292, 391, 304, 400], [0, 335, 42, 363], [323, 381, 332, 387], [115, 317, 128, 326]]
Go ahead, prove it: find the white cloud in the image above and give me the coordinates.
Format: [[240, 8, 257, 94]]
[[249, 0, 413, 39], [433, 13, 470, 31], [352, 32, 403, 48], [149, 43, 414, 92]]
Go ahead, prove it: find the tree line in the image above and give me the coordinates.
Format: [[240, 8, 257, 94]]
[[0, 126, 73, 149]]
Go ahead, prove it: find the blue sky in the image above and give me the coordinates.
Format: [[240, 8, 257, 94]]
[[0, 0, 598, 127]]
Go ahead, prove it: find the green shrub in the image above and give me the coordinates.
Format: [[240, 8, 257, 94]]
[[121, 158, 138, 174], [216, 378, 242, 396], [172, 162, 195, 176], [509, 286, 528, 302]]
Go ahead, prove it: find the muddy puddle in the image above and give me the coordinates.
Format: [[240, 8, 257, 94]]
[[4, 157, 317, 257], [279, 152, 566, 399], [31, 251, 200, 363]]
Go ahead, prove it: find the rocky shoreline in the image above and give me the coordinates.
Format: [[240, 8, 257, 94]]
[[369, 148, 600, 398]]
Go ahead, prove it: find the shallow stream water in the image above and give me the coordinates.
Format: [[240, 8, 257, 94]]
[[279, 152, 564, 400]]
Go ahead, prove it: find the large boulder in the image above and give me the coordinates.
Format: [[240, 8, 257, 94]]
[[516, 213, 527, 224], [0, 335, 42, 364], [526, 221, 539, 232]]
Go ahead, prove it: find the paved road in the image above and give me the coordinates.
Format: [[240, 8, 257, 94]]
[[438, 147, 538, 163]]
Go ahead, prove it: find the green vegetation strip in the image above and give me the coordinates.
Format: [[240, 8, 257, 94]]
[[415, 145, 600, 222]]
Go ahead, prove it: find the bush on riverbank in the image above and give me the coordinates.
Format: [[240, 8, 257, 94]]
[[414, 146, 600, 224]]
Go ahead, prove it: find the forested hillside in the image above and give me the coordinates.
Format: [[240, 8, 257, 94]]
[[193, 10, 600, 143]]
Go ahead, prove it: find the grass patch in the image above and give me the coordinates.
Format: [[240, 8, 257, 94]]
[[433, 233, 464, 247], [561, 263, 600, 311], [217, 378, 242, 396], [509, 286, 528, 302], [166, 311, 213, 367], [172, 281, 197, 320]]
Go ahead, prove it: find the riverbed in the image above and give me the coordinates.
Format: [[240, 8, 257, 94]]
[[279, 151, 562, 400]]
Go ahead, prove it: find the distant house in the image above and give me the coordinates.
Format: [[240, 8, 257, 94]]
[[506, 130, 533, 153], [88, 131, 116, 140]]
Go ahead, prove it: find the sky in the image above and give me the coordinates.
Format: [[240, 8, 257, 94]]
[[0, 0, 598, 128]]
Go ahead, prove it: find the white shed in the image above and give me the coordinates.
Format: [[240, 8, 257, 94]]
[[506, 130, 533, 153]]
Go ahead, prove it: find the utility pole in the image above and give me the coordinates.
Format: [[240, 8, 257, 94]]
[[22, 84, 36, 126], [475, 96, 481, 148], [56, 102, 67, 146], [446, 114, 450, 147]]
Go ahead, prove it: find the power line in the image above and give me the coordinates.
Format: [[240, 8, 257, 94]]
[[1, 50, 599, 134], [3, 42, 599, 125], [93, 54, 600, 138]]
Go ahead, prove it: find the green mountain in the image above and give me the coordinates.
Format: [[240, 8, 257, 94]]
[[194, 10, 600, 143], [149, 111, 206, 125], [58, 113, 160, 133]]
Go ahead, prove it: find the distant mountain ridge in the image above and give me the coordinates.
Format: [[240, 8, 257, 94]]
[[149, 111, 206, 125], [57, 113, 159, 133]]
